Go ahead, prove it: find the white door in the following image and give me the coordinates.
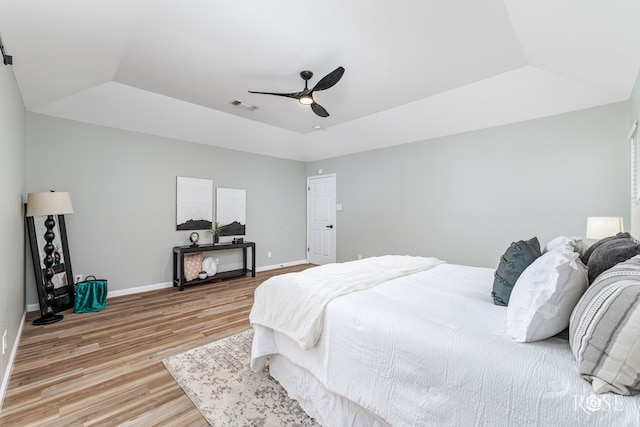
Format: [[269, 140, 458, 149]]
[[307, 174, 336, 265]]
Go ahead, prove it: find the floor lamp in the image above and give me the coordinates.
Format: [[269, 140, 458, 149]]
[[26, 191, 74, 325]]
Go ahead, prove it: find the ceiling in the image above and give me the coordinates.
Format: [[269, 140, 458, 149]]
[[1, 0, 639, 161]]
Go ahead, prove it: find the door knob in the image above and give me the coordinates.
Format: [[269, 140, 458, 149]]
[[326, 225, 334, 228]]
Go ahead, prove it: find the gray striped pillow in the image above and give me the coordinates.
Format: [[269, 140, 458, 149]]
[[569, 255, 640, 395]]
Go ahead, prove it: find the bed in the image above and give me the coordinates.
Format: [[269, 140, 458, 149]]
[[250, 247, 640, 426]]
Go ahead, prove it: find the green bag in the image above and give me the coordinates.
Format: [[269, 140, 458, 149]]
[[74, 275, 108, 313]]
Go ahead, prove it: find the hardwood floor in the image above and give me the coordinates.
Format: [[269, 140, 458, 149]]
[[0, 264, 312, 426]]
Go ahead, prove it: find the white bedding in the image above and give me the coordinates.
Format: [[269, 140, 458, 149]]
[[251, 262, 640, 426], [250, 255, 444, 350]]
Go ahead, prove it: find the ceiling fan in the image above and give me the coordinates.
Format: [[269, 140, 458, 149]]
[[249, 66, 345, 117]]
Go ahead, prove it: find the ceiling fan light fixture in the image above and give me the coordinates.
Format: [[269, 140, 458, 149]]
[[299, 95, 313, 105], [249, 66, 344, 117]]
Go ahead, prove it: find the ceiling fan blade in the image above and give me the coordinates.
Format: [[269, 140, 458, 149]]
[[311, 103, 330, 117], [311, 66, 345, 92], [248, 90, 303, 99]]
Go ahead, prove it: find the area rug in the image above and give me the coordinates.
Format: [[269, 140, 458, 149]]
[[162, 329, 319, 426]]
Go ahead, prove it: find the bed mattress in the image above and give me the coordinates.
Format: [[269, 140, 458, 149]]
[[251, 263, 640, 426]]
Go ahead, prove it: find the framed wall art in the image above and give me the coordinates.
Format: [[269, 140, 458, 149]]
[[216, 188, 246, 236], [176, 176, 213, 230]]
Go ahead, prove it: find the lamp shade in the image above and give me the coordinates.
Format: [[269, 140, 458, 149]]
[[586, 216, 623, 240], [26, 192, 74, 217]]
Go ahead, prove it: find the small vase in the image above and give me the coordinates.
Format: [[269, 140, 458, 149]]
[[198, 273, 207, 280]]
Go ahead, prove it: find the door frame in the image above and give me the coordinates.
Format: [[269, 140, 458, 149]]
[[306, 173, 337, 264]]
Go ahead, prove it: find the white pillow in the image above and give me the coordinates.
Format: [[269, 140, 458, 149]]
[[543, 236, 587, 257], [506, 244, 588, 342]]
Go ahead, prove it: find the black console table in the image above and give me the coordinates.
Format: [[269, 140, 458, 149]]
[[172, 241, 256, 291]]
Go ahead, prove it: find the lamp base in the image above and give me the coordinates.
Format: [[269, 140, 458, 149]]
[[32, 314, 64, 325]]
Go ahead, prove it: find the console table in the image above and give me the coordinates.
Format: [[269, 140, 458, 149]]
[[172, 241, 256, 291]]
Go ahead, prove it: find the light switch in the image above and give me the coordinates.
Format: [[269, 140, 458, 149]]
[[336, 203, 342, 211]]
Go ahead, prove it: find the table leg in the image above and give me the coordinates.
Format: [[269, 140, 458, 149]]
[[251, 243, 256, 277], [242, 247, 247, 273], [178, 253, 185, 291]]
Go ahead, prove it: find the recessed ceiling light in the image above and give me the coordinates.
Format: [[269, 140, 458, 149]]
[[313, 125, 323, 130], [230, 100, 257, 111]]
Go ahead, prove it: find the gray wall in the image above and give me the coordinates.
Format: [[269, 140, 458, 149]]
[[0, 66, 26, 399], [307, 102, 630, 268], [25, 113, 307, 305]]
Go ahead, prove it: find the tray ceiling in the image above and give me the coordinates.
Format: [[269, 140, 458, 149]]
[[1, 0, 639, 161]]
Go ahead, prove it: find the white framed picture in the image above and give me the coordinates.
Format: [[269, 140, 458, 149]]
[[216, 188, 246, 236], [176, 177, 213, 230]]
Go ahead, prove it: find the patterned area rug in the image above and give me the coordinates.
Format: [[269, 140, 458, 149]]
[[162, 329, 319, 426]]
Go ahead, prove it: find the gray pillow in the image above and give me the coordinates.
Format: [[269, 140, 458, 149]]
[[569, 256, 640, 395], [586, 238, 640, 284], [581, 232, 632, 265], [492, 237, 541, 306]]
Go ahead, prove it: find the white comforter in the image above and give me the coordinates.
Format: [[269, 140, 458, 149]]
[[249, 255, 444, 350], [251, 263, 640, 427]]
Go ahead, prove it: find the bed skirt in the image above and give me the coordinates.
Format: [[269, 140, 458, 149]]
[[269, 354, 390, 427]]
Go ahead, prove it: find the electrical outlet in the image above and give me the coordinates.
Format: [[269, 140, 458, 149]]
[[2, 330, 7, 356], [357, 254, 362, 260], [74, 274, 83, 284], [267, 251, 272, 258]]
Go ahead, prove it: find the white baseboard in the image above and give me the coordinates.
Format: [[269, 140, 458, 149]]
[[106, 281, 174, 298], [256, 259, 308, 272], [0, 311, 26, 415], [25, 259, 309, 312]]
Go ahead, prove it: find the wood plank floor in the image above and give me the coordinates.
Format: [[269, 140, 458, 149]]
[[0, 264, 312, 426]]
